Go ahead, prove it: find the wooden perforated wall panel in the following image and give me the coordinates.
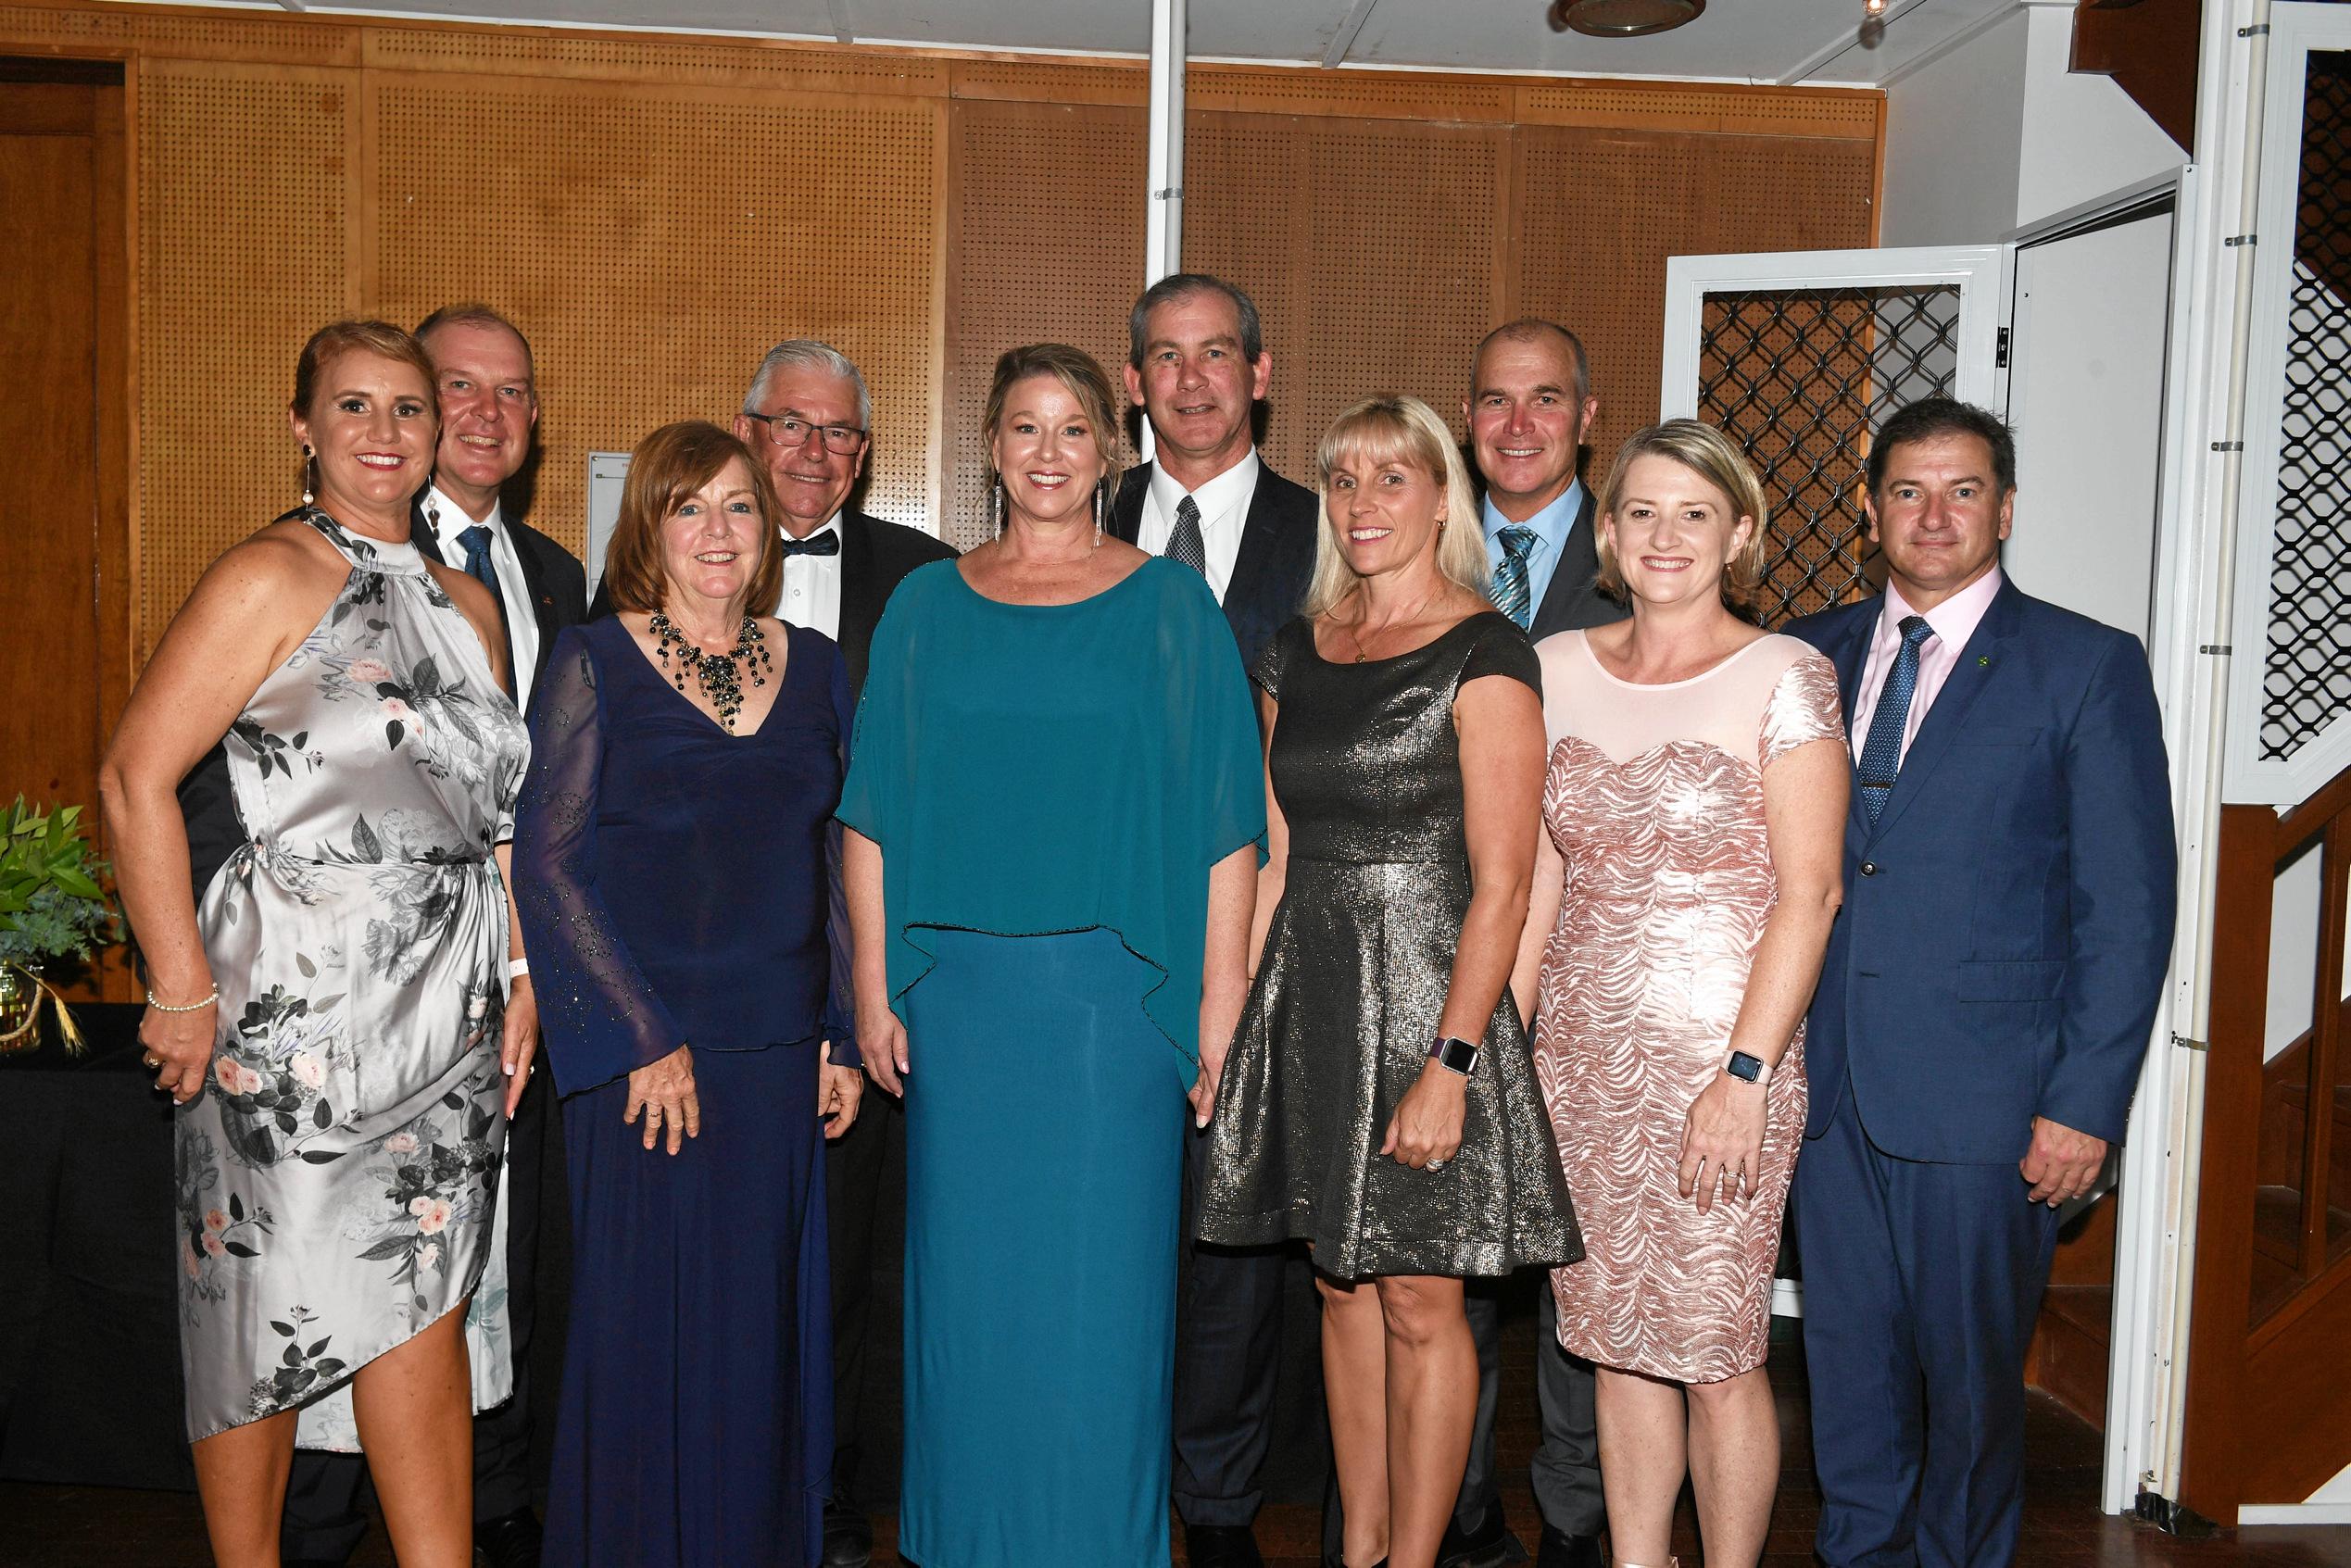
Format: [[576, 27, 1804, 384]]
[[0, 0, 1880, 657], [372, 77, 940, 558], [1513, 125, 1880, 495], [135, 61, 353, 648], [942, 100, 1143, 550]]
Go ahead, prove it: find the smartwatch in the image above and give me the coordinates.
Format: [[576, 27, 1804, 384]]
[[1723, 1049, 1771, 1085], [1428, 1035, 1481, 1076]]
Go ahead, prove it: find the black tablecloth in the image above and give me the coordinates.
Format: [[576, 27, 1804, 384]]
[[0, 1003, 195, 1488]]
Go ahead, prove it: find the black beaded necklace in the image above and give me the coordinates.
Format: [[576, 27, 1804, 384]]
[[649, 610, 771, 733]]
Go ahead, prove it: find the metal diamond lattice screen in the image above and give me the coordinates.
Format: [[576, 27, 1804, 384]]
[[1698, 285, 1962, 625], [2263, 55, 2351, 761]]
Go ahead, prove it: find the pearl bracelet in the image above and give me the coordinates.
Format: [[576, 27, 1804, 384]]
[[147, 986, 219, 1013]]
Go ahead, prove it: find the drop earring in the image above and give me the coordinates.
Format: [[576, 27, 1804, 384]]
[[300, 445, 316, 508], [990, 474, 1004, 539], [1094, 479, 1105, 548]]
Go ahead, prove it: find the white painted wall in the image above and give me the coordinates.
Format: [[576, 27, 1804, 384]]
[[1880, 8, 2028, 247], [1880, 1, 2186, 247], [2014, 2, 2189, 227]]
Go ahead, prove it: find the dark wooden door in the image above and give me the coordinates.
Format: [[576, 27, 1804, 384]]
[[0, 68, 130, 999]]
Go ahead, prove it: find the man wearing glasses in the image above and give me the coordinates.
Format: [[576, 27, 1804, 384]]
[[734, 338, 952, 1568]]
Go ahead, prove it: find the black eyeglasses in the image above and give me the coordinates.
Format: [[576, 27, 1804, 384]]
[[744, 411, 868, 455]]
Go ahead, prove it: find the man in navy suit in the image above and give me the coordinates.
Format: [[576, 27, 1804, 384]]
[[1784, 398, 2175, 1568], [1109, 272, 1314, 1568]]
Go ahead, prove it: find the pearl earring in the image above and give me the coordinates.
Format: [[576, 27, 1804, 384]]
[[300, 445, 316, 508]]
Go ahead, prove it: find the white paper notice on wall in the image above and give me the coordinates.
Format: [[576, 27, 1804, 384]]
[[585, 451, 631, 598]]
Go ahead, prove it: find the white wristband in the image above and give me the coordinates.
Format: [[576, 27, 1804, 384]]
[[508, 957, 530, 982]]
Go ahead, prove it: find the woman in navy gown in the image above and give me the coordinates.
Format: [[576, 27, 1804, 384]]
[[514, 420, 864, 1567]]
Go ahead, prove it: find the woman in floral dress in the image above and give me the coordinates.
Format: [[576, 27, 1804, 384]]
[[101, 320, 533, 1568]]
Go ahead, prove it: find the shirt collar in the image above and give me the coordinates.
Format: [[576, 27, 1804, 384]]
[[1480, 479, 1584, 553], [426, 483, 501, 543], [1149, 448, 1261, 527], [1882, 564, 2005, 648]]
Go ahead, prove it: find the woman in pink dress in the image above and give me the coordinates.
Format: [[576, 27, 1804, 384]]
[[1511, 420, 1848, 1568]]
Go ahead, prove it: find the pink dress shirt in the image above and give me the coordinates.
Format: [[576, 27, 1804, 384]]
[[1846, 567, 2005, 765]]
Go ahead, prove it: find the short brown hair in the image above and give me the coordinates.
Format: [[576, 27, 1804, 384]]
[[1595, 420, 1770, 613], [415, 302, 536, 383], [982, 344, 1125, 506], [600, 420, 784, 617], [291, 320, 436, 419]]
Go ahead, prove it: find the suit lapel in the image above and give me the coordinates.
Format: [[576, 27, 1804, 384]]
[[1867, 580, 2023, 842], [1826, 601, 1878, 842], [1110, 465, 1149, 546], [836, 510, 882, 647], [1225, 462, 1287, 631], [1527, 485, 1599, 636]]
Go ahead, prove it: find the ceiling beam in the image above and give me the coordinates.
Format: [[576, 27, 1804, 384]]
[[825, 0, 853, 44], [1772, 0, 1989, 83], [1323, 0, 1381, 69]]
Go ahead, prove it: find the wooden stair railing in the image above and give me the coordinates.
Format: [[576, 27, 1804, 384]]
[[2181, 760, 2351, 1521]]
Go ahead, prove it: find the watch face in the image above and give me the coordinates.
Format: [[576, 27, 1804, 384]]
[[1726, 1052, 1764, 1082]]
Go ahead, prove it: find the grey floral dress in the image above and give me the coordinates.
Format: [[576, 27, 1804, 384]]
[[177, 508, 528, 1449]]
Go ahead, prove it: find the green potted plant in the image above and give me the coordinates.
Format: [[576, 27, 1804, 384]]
[[0, 797, 121, 1054]]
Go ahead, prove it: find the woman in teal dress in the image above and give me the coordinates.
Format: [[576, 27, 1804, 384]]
[[837, 344, 1264, 1568]]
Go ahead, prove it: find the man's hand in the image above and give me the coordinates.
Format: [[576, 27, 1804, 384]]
[[2019, 1115, 2106, 1207]]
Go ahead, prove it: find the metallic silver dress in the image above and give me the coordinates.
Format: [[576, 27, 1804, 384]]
[[1199, 612, 1580, 1280], [176, 508, 527, 1448]]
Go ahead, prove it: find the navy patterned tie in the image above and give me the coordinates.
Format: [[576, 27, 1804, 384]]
[[1490, 526, 1538, 629], [457, 523, 504, 610], [1856, 615, 1936, 824], [1163, 494, 1206, 577]]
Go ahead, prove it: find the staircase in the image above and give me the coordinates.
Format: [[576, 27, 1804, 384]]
[[2071, 0, 2198, 155]]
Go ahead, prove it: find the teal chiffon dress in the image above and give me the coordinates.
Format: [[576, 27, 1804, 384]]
[[836, 558, 1264, 1568]]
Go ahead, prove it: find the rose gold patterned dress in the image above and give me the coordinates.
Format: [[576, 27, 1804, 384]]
[[1531, 631, 1842, 1384]]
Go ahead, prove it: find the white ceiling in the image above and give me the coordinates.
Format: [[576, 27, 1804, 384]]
[[189, 0, 2020, 86]]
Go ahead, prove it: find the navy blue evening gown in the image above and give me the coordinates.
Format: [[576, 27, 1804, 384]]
[[514, 614, 859, 1568]]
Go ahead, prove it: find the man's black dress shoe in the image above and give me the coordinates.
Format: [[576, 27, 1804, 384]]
[[1188, 1522, 1265, 1568], [823, 1497, 874, 1568], [1438, 1499, 1529, 1568], [471, 1506, 543, 1568], [1535, 1525, 1604, 1568]]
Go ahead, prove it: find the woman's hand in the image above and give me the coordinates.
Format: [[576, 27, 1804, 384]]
[[820, 1040, 863, 1138], [140, 994, 218, 1106], [501, 977, 538, 1118], [1381, 1061, 1467, 1171], [858, 991, 909, 1098], [1188, 1038, 1227, 1131], [1678, 1073, 1766, 1212], [625, 1044, 699, 1154]]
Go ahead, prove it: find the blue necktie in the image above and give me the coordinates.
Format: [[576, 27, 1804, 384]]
[[1857, 615, 1936, 824], [457, 523, 504, 611], [1491, 526, 1538, 629]]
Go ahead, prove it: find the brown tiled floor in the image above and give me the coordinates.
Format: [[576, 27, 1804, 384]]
[[6, 1323, 2349, 1566]]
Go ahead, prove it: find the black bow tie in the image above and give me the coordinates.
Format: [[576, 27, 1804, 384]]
[[775, 530, 840, 558]]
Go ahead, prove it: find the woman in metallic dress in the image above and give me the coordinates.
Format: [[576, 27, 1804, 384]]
[[1199, 395, 1579, 1568]]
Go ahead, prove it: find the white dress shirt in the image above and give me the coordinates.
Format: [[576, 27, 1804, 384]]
[[423, 485, 539, 713], [774, 514, 843, 641], [1134, 450, 1261, 607], [1847, 566, 2005, 767]]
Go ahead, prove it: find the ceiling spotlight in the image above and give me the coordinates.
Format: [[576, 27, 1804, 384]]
[[1863, 0, 1887, 13], [1550, 0, 1705, 35]]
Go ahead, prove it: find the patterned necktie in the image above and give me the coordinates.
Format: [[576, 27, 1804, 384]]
[[1856, 615, 1936, 824], [776, 530, 840, 558], [1163, 494, 1207, 577], [457, 523, 504, 610], [1490, 525, 1538, 629]]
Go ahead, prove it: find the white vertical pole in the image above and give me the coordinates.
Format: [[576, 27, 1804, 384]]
[[1142, 0, 1187, 460]]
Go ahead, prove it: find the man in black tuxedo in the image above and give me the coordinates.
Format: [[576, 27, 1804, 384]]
[[1452, 317, 1620, 1568], [275, 304, 585, 1568], [1108, 273, 1314, 1568]]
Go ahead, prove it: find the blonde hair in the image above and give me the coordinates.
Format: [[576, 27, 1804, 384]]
[[1594, 420, 1769, 613], [1302, 395, 1490, 619]]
